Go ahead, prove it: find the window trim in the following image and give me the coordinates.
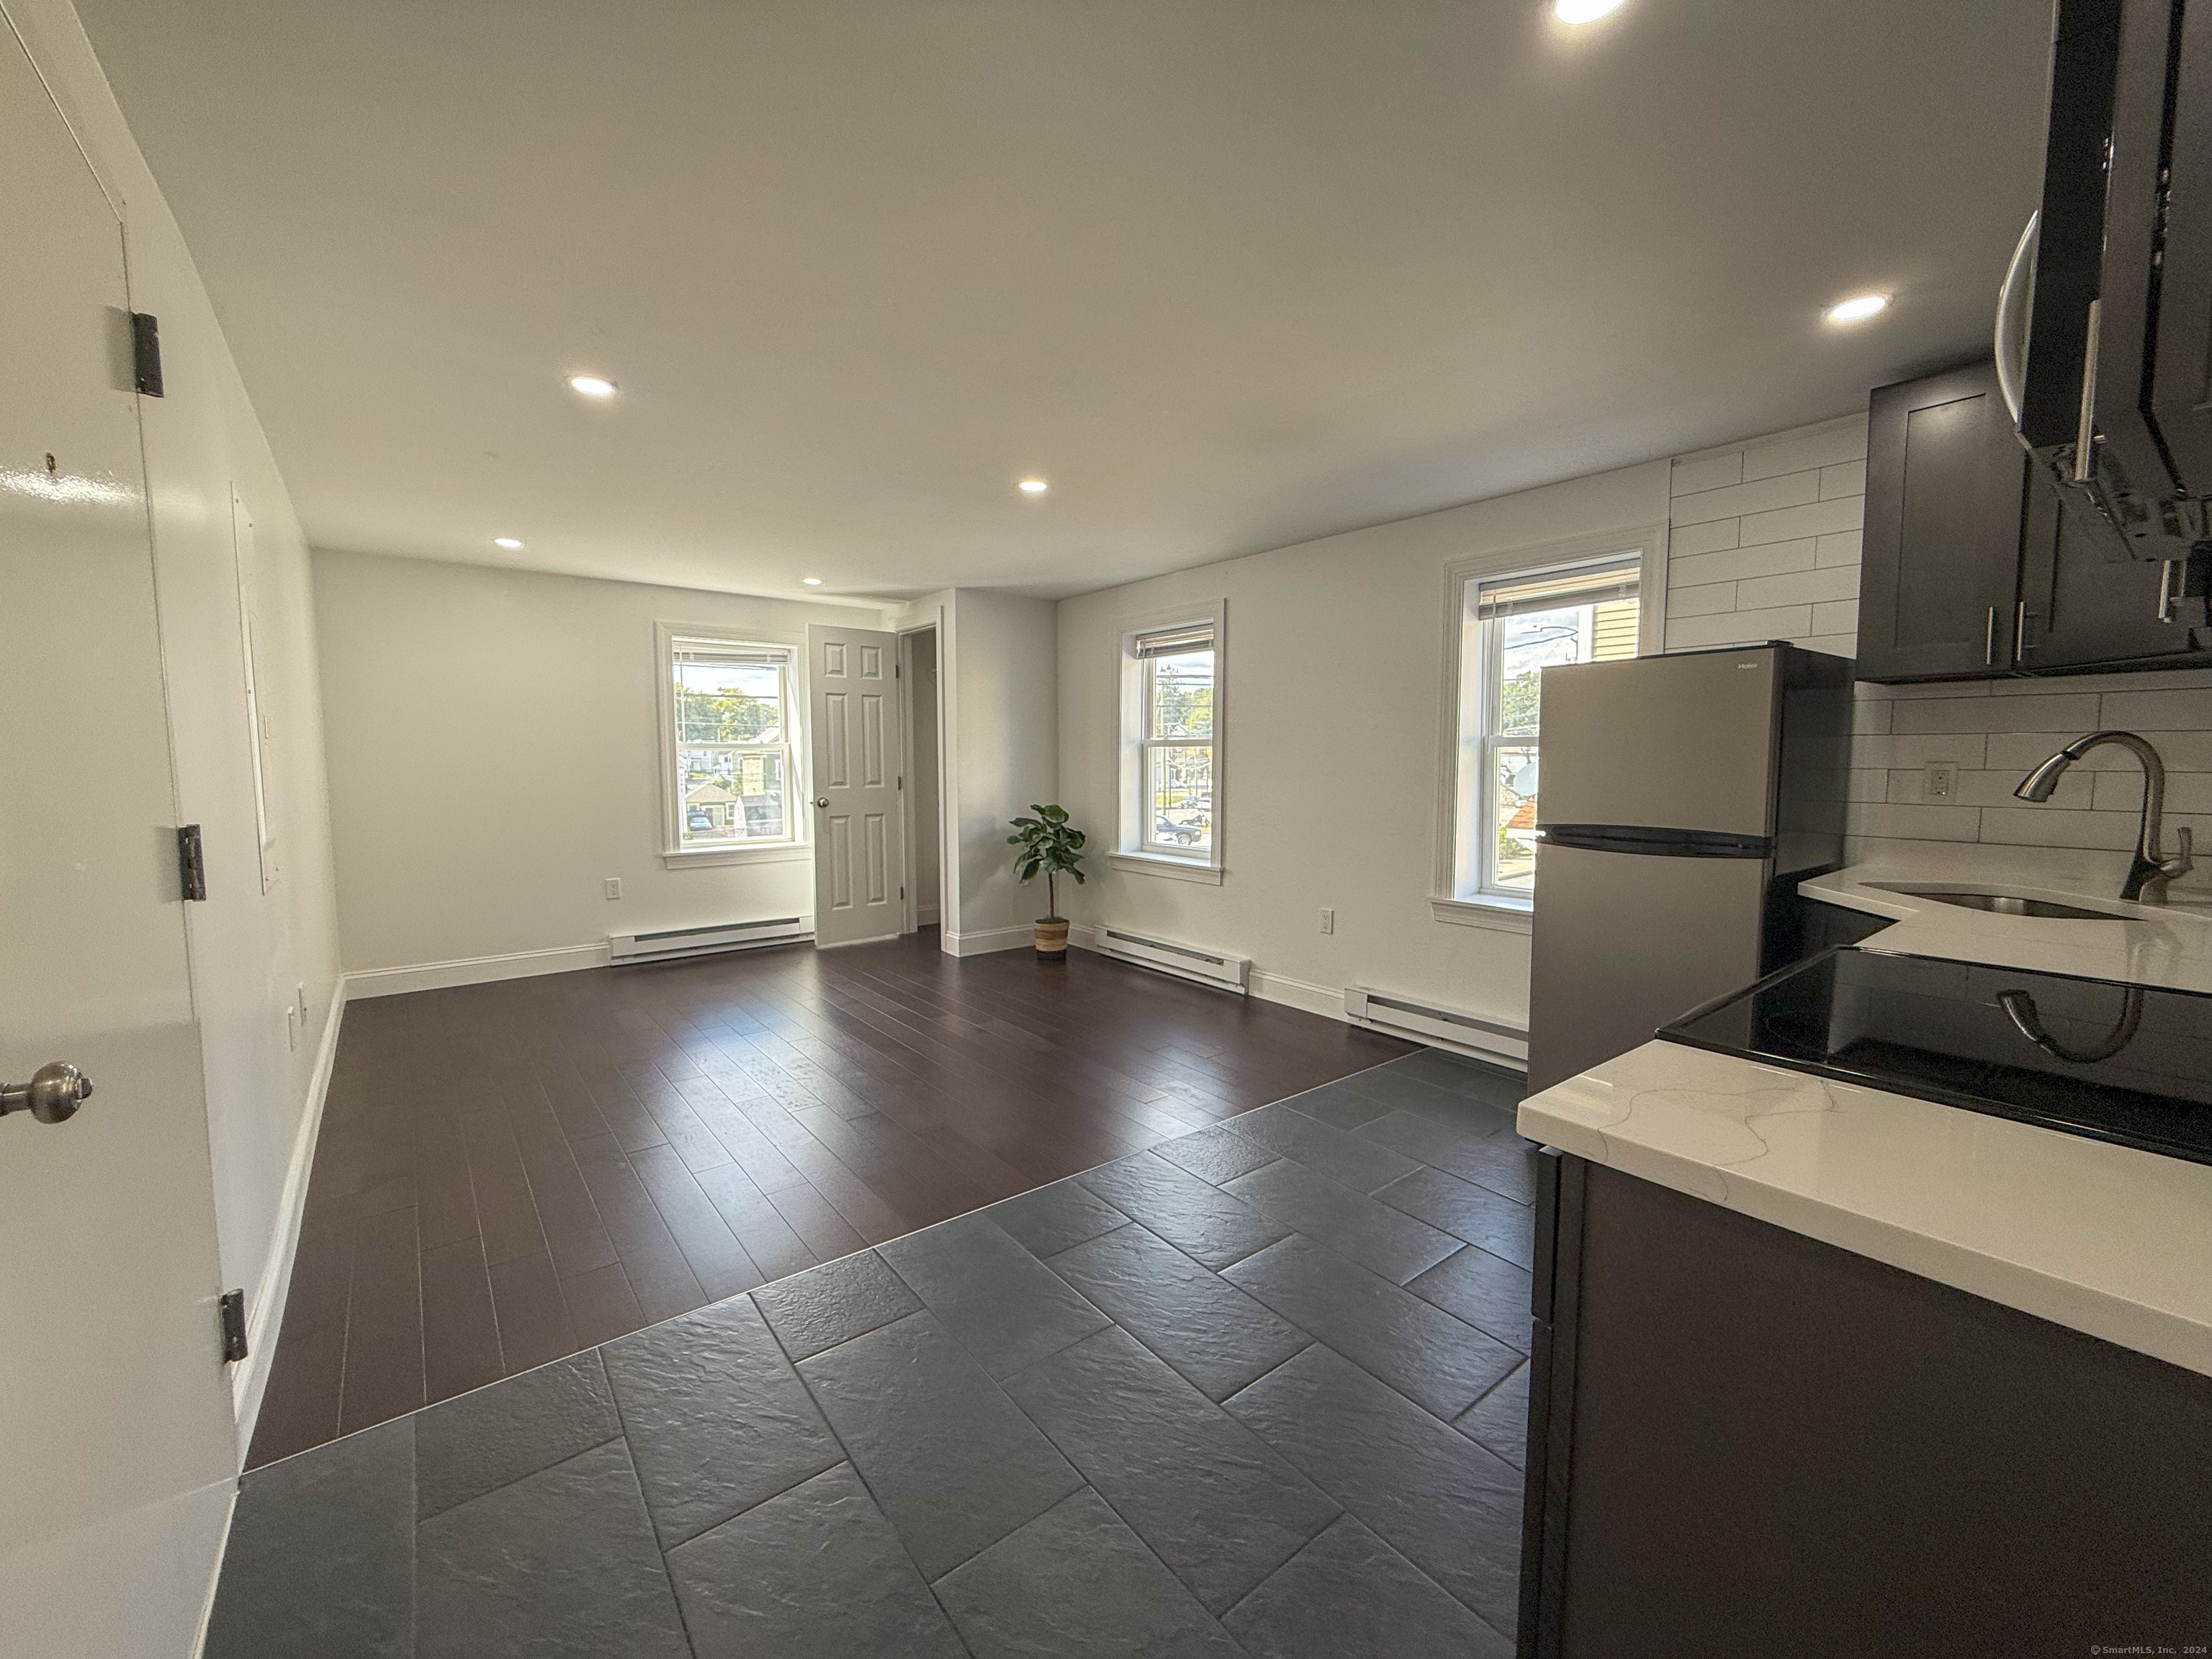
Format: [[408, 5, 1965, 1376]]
[[1116, 598, 1227, 879], [654, 621, 811, 871], [1433, 525, 1665, 914]]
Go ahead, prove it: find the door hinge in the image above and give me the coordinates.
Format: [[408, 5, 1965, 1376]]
[[176, 824, 207, 902], [899, 886, 906, 899], [131, 312, 164, 397], [894, 663, 901, 678], [896, 774, 904, 789], [217, 1289, 248, 1362]]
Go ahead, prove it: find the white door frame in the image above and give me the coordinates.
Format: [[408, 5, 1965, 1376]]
[[896, 621, 947, 936]]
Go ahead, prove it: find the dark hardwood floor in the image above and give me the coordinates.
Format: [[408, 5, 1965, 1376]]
[[247, 930, 1413, 1467]]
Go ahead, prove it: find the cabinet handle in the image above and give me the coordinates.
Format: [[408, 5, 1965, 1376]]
[[1984, 606, 1996, 666], [2158, 559, 2178, 624], [2013, 601, 2027, 663]]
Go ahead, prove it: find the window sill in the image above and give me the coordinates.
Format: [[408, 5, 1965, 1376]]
[[1110, 851, 1226, 886], [1431, 895, 1532, 934], [662, 843, 811, 871]]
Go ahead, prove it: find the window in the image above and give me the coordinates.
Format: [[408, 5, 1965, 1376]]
[[657, 629, 801, 863], [1116, 606, 1226, 879], [1451, 555, 1641, 903]]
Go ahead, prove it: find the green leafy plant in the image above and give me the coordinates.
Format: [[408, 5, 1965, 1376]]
[[1008, 804, 1087, 921]]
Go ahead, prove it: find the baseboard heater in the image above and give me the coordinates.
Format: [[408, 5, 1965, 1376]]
[[1091, 925, 1250, 994], [1344, 986, 1527, 1069], [609, 917, 811, 966]]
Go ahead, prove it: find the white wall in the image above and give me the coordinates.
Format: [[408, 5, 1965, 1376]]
[[942, 589, 1059, 953], [6, 0, 346, 1468], [1057, 459, 1670, 1035], [315, 550, 891, 980]]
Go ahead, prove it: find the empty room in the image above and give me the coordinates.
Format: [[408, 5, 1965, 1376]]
[[3, 1, 2208, 1655]]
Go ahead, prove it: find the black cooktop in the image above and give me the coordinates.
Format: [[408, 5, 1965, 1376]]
[[1659, 947, 2212, 1166]]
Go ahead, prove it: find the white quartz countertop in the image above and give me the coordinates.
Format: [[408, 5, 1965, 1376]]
[[1517, 845, 2212, 1378]]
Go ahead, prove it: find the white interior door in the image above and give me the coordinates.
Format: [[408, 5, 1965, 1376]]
[[0, 20, 238, 1656], [808, 623, 906, 946]]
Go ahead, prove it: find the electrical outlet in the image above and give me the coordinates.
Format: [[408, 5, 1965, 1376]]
[[1318, 907, 1334, 935], [603, 876, 622, 900], [1925, 763, 1958, 802]]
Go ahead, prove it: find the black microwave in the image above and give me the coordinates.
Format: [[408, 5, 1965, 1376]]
[[2002, 0, 2211, 613]]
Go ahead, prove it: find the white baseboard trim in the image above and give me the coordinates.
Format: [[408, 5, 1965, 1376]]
[[944, 924, 1035, 957], [344, 941, 611, 999], [228, 986, 346, 1456], [1246, 967, 1343, 1020], [917, 904, 940, 925]]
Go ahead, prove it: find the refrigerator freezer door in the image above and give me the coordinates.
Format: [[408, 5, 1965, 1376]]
[[1539, 648, 1780, 838], [1526, 841, 1772, 1094]]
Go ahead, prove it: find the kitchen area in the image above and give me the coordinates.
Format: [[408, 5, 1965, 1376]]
[[1510, 1, 2212, 1650]]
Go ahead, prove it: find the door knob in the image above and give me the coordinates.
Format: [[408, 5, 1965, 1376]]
[[1, 1062, 93, 1125], [814, 797, 830, 809]]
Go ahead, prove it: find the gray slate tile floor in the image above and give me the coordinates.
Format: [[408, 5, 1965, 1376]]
[[205, 1051, 1534, 1658]]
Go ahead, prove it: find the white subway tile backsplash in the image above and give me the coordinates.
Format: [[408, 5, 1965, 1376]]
[[1891, 693, 2102, 734], [1850, 732, 1989, 768], [1982, 729, 2209, 770], [1668, 581, 1739, 618], [1669, 470, 1821, 527], [1976, 806, 2142, 851], [2097, 686, 2212, 731], [2090, 770, 2212, 814], [1667, 518, 1741, 559], [1815, 530, 1863, 568], [1819, 460, 1868, 500], [1740, 421, 1869, 482], [1810, 598, 1858, 636], [1850, 802, 1983, 841], [1735, 565, 1860, 609], [1799, 632, 1857, 658], [1735, 494, 1864, 547], [1669, 452, 1744, 497], [1668, 539, 1817, 588], [1951, 768, 2094, 809], [1664, 604, 1813, 651]]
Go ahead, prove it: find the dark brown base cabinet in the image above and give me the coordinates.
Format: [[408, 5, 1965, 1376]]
[[1856, 360, 2212, 681], [1516, 1151, 2212, 1659]]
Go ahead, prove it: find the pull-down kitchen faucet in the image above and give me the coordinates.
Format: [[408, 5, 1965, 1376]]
[[2013, 730, 2195, 903]]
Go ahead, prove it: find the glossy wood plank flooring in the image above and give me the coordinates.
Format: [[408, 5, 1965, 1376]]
[[247, 930, 1412, 1467]]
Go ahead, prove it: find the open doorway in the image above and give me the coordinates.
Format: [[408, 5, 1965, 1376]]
[[902, 626, 943, 934]]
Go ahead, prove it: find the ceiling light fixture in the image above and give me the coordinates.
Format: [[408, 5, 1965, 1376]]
[[1554, 0, 1626, 22], [567, 374, 618, 397], [1824, 293, 1892, 324], [493, 536, 523, 549], [801, 576, 824, 586], [1018, 478, 1049, 495]]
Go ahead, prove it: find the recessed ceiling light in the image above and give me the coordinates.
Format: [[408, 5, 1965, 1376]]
[[1554, 0, 1625, 22], [493, 536, 523, 549], [1824, 293, 1892, 324], [567, 374, 618, 397], [801, 576, 824, 586], [1017, 478, 1049, 495]]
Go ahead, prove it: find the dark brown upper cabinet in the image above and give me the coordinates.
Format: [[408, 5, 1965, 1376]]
[[1857, 359, 2212, 682], [1856, 362, 2027, 682]]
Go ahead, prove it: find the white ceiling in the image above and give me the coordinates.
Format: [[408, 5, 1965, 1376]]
[[79, 0, 2055, 602]]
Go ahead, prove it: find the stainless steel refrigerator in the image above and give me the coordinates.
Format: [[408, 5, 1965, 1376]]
[[1525, 642, 1852, 1094]]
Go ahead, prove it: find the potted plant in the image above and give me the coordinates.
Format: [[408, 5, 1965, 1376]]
[[1008, 804, 1085, 958]]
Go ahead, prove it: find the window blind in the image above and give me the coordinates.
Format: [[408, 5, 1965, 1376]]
[[1475, 559, 1640, 621], [673, 640, 791, 667], [1134, 623, 1215, 659]]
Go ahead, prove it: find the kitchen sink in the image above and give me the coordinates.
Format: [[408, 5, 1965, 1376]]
[[1862, 884, 2126, 921]]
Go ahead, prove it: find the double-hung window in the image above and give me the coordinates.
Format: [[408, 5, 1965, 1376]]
[[658, 630, 801, 863], [1118, 609, 1224, 877], [1450, 556, 1641, 903]]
